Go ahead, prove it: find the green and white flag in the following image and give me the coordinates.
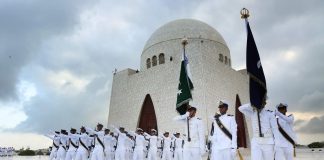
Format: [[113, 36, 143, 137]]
[[176, 52, 194, 115]]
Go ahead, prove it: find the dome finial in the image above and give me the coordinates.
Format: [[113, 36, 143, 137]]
[[240, 8, 250, 19], [181, 37, 188, 47]]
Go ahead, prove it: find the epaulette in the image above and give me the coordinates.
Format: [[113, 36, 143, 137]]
[[288, 114, 293, 117], [197, 117, 202, 120], [266, 110, 273, 112], [227, 114, 234, 116]]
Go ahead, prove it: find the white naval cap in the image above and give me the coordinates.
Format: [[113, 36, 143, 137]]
[[219, 100, 229, 107], [151, 129, 157, 132], [136, 128, 143, 132], [276, 103, 288, 109]]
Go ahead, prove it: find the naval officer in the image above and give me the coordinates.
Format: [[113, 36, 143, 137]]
[[274, 103, 297, 160], [239, 103, 279, 160], [209, 100, 237, 160], [86, 123, 105, 160], [65, 128, 79, 160], [174, 104, 205, 160]]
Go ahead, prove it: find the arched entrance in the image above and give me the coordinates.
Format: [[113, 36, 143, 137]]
[[138, 94, 158, 133], [235, 94, 247, 148]]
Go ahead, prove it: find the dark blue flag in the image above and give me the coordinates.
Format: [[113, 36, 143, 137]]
[[245, 21, 267, 109]]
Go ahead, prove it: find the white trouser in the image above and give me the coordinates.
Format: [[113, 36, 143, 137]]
[[251, 140, 274, 160], [114, 147, 126, 160], [57, 147, 67, 160], [91, 146, 104, 160], [183, 147, 201, 160], [50, 148, 58, 160], [65, 147, 77, 160], [75, 147, 89, 160], [173, 148, 183, 160], [147, 147, 157, 160], [133, 147, 144, 160], [104, 148, 114, 160], [211, 148, 233, 160], [275, 146, 293, 160], [161, 148, 172, 160]]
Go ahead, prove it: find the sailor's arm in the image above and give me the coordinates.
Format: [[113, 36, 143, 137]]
[[85, 127, 96, 135], [270, 112, 280, 144], [238, 103, 253, 117], [44, 134, 54, 140], [173, 112, 190, 121], [230, 117, 238, 149], [275, 111, 294, 124]]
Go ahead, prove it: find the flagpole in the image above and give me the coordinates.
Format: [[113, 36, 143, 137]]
[[181, 37, 191, 142], [241, 8, 263, 138]]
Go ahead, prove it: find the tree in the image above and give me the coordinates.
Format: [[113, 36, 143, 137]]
[[308, 142, 324, 148]]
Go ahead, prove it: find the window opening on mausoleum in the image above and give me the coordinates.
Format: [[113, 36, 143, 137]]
[[219, 54, 223, 62], [159, 53, 165, 64], [146, 58, 151, 69], [152, 56, 157, 66], [225, 56, 228, 65]]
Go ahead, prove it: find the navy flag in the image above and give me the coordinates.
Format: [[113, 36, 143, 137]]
[[176, 52, 194, 115], [245, 21, 267, 110]]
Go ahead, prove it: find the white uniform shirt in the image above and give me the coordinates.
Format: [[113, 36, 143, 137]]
[[239, 103, 279, 144], [209, 114, 237, 149], [132, 133, 146, 149], [85, 128, 105, 148], [68, 133, 79, 151], [276, 112, 297, 147], [173, 137, 184, 149], [174, 112, 205, 150], [145, 134, 158, 148], [59, 134, 69, 149], [161, 136, 172, 150], [115, 128, 128, 149]]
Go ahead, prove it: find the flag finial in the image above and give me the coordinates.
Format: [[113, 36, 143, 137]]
[[181, 37, 188, 47], [240, 8, 250, 19]]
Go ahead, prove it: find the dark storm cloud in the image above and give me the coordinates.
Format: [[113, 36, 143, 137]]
[[297, 115, 324, 134], [0, 0, 94, 100]]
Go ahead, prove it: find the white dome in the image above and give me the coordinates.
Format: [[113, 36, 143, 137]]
[[143, 19, 227, 51]]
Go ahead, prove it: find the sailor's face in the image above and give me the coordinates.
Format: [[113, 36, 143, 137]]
[[189, 110, 196, 118], [278, 107, 287, 115], [97, 125, 103, 131], [218, 105, 228, 115]]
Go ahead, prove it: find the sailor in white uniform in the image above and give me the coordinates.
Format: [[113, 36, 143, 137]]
[[65, 128, 79, 160], [174, 105, 205, 160], [160, 132, 172, 160], [114, 126, 128, 160], [274, 103, 297, 160], [239, 103, 279, 160], [45, 131, 61, 160], [86, 123, 105, 160], [75, 127, 90, 160], [103, 128, 114, 160], [144, 129, 159, 160], [209, 100, 237, 160], [130, 128, 146, 160], [56, 130, 69, 160], [172, 133, 184, 160]]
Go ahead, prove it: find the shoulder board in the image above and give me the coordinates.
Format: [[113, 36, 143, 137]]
[[197, 117, 202, 120], [266, 110, 273, 112], [288, 114, 293, 117], [227, 114, 234, 116]]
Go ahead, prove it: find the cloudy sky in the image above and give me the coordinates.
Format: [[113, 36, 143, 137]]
[[0, 0, 323, 149]]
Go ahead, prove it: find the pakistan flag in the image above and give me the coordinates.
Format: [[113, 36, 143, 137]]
[[176, 53, 194, 115]]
